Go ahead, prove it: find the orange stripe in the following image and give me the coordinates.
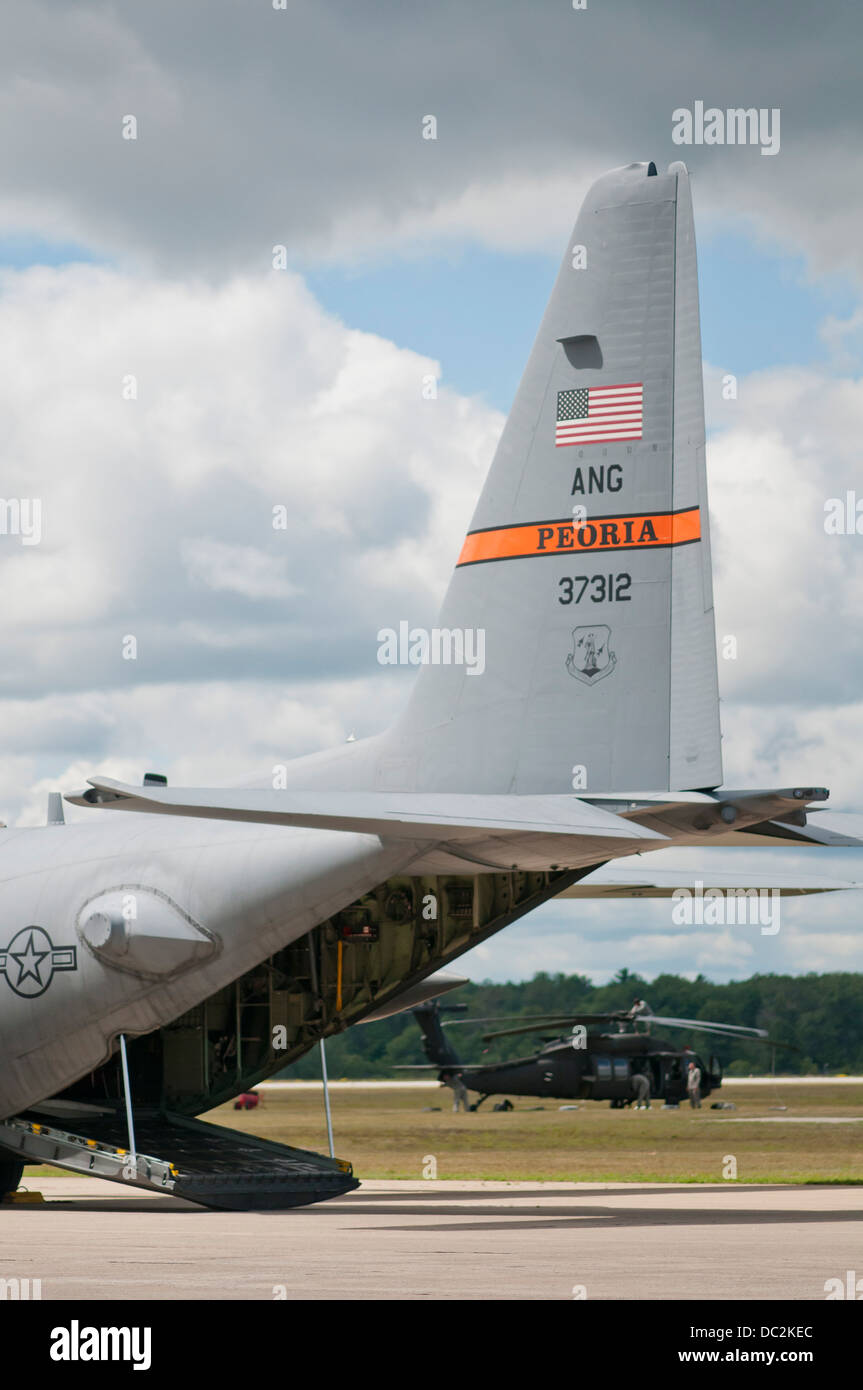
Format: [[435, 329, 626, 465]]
[[457, 507, 701, 567]]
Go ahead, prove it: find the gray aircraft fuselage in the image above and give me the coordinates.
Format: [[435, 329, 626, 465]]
[[0, 800, 413, 1118]]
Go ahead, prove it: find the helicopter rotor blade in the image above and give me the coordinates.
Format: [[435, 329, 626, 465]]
[[479, 1015, 625, 1042], [629, 1015, 800, 1052], [643, 1015, 768, 1039], [478, 1012, 778, 1045], [439, 1014, 581, 1027], [439, 1012, 631, 1027]]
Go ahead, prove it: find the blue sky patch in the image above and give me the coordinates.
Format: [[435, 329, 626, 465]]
[[303, 229, 860, 411], [0, 234, 100, 271]]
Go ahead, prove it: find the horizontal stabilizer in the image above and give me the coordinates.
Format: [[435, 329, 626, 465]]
[[66, 777, 667, 872], [556, 861, 860, 898], [744, 811, 863, 849], [67, 777, 666, 841], [360, 972, 468, 1023]]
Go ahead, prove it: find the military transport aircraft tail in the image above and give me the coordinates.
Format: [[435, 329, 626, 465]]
[[382, 160, 721, 796], [68, 162, 863, 862], [77, 163, 725, 810]]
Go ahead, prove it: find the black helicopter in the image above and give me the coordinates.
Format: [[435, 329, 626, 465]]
[[402, 998, 774, 1108]]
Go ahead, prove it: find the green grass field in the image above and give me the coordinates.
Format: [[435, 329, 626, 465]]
[[202, 1081, 863, 1184], [22, 1082, 863, 1186]]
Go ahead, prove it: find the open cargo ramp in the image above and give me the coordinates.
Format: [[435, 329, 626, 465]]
[[0, 1104, 357, 1210]]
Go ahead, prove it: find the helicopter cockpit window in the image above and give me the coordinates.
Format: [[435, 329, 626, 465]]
[[595, 1057, 612, 1080]]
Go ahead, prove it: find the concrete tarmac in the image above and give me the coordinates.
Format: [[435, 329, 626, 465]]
[[2, 1178, 862, 1300]]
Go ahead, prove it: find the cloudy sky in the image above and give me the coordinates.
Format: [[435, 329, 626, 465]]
[[3, 0, 863, 983]]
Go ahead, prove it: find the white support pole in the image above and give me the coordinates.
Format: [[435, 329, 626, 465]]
[[319, 1038, 335, 1158], [119, 1034, 137, 1168]]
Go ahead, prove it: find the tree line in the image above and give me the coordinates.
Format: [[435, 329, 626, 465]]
[[277, 969, 863, 1079]]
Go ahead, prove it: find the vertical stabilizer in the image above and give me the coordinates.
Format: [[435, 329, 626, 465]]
[[413, 1003, 462, 1069], [381, 161, 722, 795]]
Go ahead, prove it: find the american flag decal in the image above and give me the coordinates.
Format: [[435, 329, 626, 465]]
[[555, 383, 643, 446]]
